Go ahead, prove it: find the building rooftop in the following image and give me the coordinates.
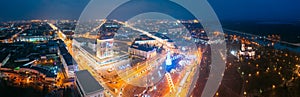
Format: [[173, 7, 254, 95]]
[[98, 31, 115, 40], [62, 53, 74, 66], [57, 42, 74, 66], [130, 43, 156, 52], [74, 37, 95, 43], [97, 21, 120, 40], [59, 46, 68, 54], [135, 35, 155, 41], [75, 70, 104, 95], [62, 31, 74, 35]]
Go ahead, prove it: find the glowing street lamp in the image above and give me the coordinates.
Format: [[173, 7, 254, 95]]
[[272, 85, 276, 89]]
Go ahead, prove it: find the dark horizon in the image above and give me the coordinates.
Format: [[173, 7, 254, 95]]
[[0, 0, 300, 22]]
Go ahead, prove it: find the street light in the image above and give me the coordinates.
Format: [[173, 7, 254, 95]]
[[272, 85, 276, 89]]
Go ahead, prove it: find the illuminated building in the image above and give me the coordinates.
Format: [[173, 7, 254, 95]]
[[15, 23, 55, 42], [134, 32, 175, 48], [96, 38, 114, 59], [128, 43, 157, 59], [128, 32, 174, 59], [72, 20, 128, 69], [16, 35, 53, 42], [238, 43, 255, 58], [58, 40, 78, 78], [96, 20, 119, 59]]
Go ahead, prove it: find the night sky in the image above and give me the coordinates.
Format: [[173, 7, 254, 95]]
[[0, 0, 300, 21]]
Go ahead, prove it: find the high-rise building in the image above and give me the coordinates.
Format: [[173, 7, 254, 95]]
[[96, 38, 114, 59], [96, 20, 119, 59]]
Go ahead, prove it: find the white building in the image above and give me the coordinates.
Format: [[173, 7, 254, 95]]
[[96, 39, 114, 59]]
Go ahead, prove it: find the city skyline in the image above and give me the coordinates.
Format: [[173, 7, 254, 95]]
[[1, 0, 300, 97]]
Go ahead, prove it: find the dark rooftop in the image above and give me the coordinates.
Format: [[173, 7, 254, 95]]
[[75, 70, 104, 95], [59, 46, 73, 66], [59, 46, 69, 55], [62, 53, 73, 66], [130, 43, 156, 52], [135, 35, 155, 41], [57, 40, 74, 66], [63, 31, 75, 35]]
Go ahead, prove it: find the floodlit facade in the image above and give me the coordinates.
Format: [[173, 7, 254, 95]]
[[96, 39, 114, 59]]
